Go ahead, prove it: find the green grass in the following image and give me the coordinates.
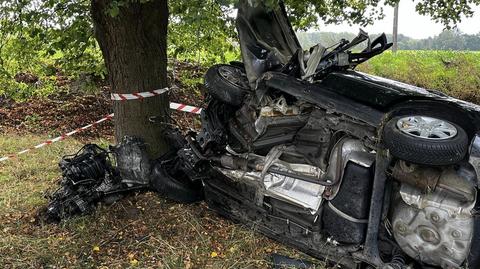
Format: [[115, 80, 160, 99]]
[[358, 50, 480, 104], [0, 135, 324, 268]]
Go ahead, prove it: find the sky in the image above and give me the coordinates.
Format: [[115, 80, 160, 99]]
[[319, 2, 480, 39]]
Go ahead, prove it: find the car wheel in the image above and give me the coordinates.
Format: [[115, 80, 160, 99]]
[[150, 161, 204, 203], [383, 116, 468, 166], [204, 64, 250, 106]]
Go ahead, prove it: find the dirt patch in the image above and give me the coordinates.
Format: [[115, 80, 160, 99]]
[[14, 72, 39, 84], [0, 78, 205, 140], [0, 90, 114, 139]]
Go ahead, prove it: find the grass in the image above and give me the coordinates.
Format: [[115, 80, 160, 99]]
[[0, 134, 323, 268], [357, 50, 480, 104]]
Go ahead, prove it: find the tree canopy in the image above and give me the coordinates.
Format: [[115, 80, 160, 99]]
[[0, 0, 479, 99]]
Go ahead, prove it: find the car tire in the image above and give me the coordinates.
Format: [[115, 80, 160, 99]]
[[204, 64, 250, 106], [383, 116, 468, 166], [150, 161, 204, 203]]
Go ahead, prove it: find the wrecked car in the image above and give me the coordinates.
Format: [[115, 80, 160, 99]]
[[47, 1, 480, 268]]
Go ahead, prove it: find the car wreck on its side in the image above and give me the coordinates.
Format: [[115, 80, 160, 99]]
[[47, 1, 480, 268]]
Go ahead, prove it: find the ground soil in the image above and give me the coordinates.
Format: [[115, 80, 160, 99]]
[[0, 61, 206, 140]]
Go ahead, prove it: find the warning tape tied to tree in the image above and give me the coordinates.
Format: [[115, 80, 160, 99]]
[[110, 87, 170, 101]]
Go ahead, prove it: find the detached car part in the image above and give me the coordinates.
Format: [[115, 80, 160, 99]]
[[45, 137, 152, 222]]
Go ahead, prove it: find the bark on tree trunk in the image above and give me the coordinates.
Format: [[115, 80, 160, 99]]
[[91, 0, 169, 158]]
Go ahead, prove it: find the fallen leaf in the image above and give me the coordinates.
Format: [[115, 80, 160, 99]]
[[130, 259, 139, 266]]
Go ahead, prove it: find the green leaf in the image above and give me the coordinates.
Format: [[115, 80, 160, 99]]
[[108, 4, 120, 18]]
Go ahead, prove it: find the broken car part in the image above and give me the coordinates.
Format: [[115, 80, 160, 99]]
[[271, 253, 315, 269], [45, 136, 152, 222], [204, 64, 250, 107]]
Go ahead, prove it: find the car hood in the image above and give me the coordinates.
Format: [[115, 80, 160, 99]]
[[236, 0, 301, 87]]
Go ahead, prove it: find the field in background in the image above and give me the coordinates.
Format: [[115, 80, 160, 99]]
[[358, 50, 480, 104]]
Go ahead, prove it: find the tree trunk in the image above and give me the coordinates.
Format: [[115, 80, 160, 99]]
[[91, 0, 170, 158]]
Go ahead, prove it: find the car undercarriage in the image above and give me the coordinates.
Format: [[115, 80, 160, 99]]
[[46, 1, 480, 268]]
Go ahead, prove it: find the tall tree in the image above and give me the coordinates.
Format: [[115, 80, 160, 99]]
[[91, 0, 170, 158]]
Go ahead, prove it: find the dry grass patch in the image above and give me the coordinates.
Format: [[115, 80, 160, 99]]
[[0, 135, 324, 268]]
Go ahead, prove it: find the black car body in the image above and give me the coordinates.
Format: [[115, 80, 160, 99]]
[[189, 1, 480, 268]]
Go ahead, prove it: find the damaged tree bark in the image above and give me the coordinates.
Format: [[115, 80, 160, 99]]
[[91, 0, 170, 158]]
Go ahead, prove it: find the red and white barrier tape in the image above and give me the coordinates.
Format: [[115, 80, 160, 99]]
[[0, 101, 202, 163], [110, 88, 202, 114], [170, 102, 202, 114], [0, 114, 114, 163], [111, 87, 169, 101]]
